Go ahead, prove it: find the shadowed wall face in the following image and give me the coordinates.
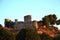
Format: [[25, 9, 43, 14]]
[[24, 15, 32, 22]]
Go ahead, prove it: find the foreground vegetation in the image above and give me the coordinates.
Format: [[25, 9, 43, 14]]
[[0, 27, 60, 40], [0, 14, 60, 40]]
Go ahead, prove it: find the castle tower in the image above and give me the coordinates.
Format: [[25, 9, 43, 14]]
[[15, 19, 18, 23], [14, 19, 18, 28], [24, 15, 32, 22], [33, 20, 38, 29]]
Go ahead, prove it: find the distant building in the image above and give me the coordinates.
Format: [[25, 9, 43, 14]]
[[24, 15, 31, 22], [4, 15, 39, 30], [4, 15, 60, 38]]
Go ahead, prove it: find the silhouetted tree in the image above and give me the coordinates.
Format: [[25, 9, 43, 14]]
[[54, 34, 60, 40], [16, 28, 41, 40], [4, 20, 11, 28], [39, 33, 54, 40], [48, 14, 57, 25], [42, 14, 57, 26], [0, 24, 3, 30], [16, 28, 27, 40], [0, 28, 15, 40], [9, 21, 14, 28], [4, 19, 14, 28], [56, 19, 60, 25], [38, 20, 43, 27], [42, 16, 50, 26]]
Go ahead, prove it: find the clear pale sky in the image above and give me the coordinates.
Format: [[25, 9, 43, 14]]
[[0, 0, 60, 29]]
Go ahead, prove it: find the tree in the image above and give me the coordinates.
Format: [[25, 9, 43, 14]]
[[16, 28, 41, 40], [0, 28, 15, 40], [16, 28, 27, 40], [38, 20, 43, 27], [0, 24, 3, 30], [4, 20, 11, 28], [54, 34, 60, 40], [56, 19, 60, 25], [39, 33, 54, 40], [42, 16, 50, 26], [42, 14, 57, 26], [9, 21, 14, 28], [4, 19, 14, 28], [48, 14, 57, 25]]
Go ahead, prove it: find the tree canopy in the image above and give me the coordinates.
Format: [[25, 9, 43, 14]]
[[0, 28, 15, 40], [16, 28, 41, 40], [42, 14, 60, 26]]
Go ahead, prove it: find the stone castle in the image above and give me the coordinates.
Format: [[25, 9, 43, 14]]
[[5, 15, 39, 30], [4, 15, 60, 38]]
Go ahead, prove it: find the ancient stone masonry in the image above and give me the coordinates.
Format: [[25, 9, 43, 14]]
[[5, 15, 39, 30], [4, 15, 60, 38]]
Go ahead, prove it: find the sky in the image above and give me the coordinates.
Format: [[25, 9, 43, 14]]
[[0, 0, 60, 29]]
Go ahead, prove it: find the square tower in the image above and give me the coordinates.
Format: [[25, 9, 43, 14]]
[[24, 15, 32, 22]]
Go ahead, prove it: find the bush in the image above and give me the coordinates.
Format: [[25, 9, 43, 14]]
[[0, 28, 15, 40], [16, 28, 41, 40]]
